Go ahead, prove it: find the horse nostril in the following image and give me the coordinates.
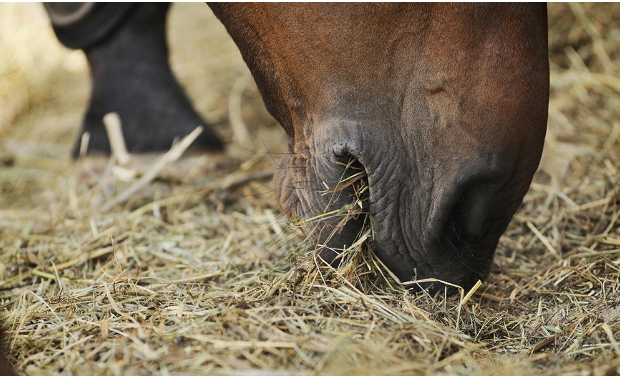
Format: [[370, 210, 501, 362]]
[[330, 145, 368, 201], [447, 184, 496, 244], [315, 145, 370, 266]]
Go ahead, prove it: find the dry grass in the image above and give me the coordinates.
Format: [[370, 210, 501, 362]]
[[1, 3, 619, 375]]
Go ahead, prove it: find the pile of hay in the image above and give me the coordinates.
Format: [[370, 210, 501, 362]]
[[1, 3, 618, 375]]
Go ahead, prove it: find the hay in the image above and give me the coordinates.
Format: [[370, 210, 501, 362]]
[[1, 3, 619, 375]]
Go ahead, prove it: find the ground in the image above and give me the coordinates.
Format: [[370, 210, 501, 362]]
[[0, 3, 618, 376]]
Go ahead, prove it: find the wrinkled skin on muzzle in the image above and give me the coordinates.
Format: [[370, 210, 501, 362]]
[[211, 3, 549, 290]]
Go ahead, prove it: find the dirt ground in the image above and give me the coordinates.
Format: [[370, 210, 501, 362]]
[[0, 3, 618, 376]]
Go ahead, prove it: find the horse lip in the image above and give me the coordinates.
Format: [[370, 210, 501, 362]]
[[366, 239, 429, 283]]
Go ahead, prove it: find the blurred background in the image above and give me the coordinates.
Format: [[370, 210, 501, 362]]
[[0, 2, 289, 209], [0, 2, 283, 169]]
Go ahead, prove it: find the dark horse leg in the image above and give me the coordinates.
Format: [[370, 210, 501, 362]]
[[44, 3, 224, 156]]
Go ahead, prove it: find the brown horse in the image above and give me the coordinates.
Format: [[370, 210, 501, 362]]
[[0, 327, 15, 376], [44, 3, 549, 290]]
